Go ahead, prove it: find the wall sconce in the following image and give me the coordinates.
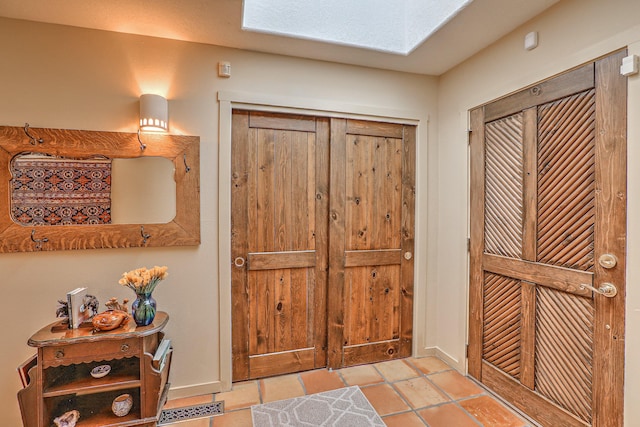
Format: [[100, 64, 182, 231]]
[[138, 94, 168, 150]]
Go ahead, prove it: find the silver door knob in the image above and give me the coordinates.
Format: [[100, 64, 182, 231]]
[[580, 282, 617, 298], [234, 257, 246, 268], [598, 254, 618, 269]]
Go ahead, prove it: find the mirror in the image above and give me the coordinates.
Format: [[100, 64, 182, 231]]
[[10, 154, 177, 226], [0, 125, 200, 252]]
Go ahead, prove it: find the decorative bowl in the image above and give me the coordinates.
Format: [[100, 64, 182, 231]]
[[53, 409, 80, 427], [112, 393, 133, 417], [90, 364, 111, 378], [92, 310, 129, 331]]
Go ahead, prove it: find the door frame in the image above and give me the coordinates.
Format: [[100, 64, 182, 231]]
[[218, 90, 423, 390]]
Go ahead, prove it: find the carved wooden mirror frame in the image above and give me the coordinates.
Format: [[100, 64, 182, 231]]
[[0, 125, 200, 252]]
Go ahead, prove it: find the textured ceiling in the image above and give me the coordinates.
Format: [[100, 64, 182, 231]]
[[0, 0, 560, 75]]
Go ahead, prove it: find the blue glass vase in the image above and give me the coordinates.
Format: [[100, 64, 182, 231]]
[[131, 292, 156, 326]]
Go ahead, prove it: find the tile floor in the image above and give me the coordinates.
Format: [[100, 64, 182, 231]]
[[163, 356, 532, 427]]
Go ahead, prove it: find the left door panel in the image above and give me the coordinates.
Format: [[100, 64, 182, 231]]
[[231, 110, 330, 381]]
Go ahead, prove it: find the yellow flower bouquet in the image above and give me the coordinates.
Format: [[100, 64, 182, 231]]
[[119, 266, 168, 326]]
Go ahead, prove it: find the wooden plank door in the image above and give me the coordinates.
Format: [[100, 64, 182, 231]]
[[231, 110, 330, 380], [469, 51, 627, 426], [328, 119, 416, 368]]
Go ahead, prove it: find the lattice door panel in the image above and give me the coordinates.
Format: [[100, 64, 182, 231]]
[[537, 90, 596, 271], [482, 273, 522, 380], [535, 286, 594, 424], [484, 114, 524, 259]]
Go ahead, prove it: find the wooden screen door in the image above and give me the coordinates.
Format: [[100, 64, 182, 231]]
[[469, 50, 627, 427], [232, 111, 415, 380]]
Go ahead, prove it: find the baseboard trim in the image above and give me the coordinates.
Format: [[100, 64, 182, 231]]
[[417, 346, 466, 373], [167, 381, 223, 400]]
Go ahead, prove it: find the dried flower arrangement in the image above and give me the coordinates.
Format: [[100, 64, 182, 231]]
[[118, 266, 169, 295]]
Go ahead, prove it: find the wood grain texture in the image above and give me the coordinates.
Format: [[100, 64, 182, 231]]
[[537, 89, 596, 271], [339, 120, 413, 366], [249, 111, 316, 132], [0, 126, 200, 252], [232, 111, 328, 379], [469, 51, 626, 427], [467, 107, 485, 379], [535, 286, 594, 423], [344, 249, 402, 267], [483, 254, 593, 297], [592, 49, 627, 427], [399, 124, 416, 358], [482, 273, 521, 380], [484, 113, 524, 259], [327, 118, 347, 369], [247, 250, 316, 270], [482, 361, 589, 427], [484, 63, 594, 122], [249, 348, 316, 378], [343, 340, 400, 366], [231, 111, 250, 380], [313, 118, 330, 369]]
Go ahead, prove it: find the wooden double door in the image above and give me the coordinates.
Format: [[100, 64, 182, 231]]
[[231, 110, 415, 381], [469, 51, 627, 426]]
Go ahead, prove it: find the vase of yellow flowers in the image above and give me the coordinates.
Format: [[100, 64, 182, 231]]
[[119, 266, 168, 326]]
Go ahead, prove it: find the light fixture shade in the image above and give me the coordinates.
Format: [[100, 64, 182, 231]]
[[139, 94, 168, 131]]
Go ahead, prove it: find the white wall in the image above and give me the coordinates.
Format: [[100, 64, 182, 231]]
[[436, 0, 640, 423], [0, 18, 436, 425]]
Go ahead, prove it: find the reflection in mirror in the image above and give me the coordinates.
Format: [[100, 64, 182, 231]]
[[111, 157, 176, 224], [10, 155, 176, 226]]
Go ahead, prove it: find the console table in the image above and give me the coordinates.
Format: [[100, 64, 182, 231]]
[[18, 312, 172, 427]]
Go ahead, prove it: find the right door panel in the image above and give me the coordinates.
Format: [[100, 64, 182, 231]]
[[328, 119, 415, 368]]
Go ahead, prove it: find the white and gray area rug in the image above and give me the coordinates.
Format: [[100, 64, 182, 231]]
[[251, 386, 385, 427]]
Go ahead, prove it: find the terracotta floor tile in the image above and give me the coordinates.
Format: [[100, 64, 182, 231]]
[[339, 364, 385, 386], [214, 381, 260, 410], [428, 370, 483, 400], [164, 393, 214, 410], [300, 369, 346, 394], [459, 395, 527, 427], [382, 411, 427, 427], [393, 377, 450, 409], [361, 383, 411, 416], [212, 409, 253, 427], [165, 417, 212, 427], [409, 357, 452, 375], [418, 403, 479, 427], [259, 374, 305, 403], [374, 359, 420, 382]]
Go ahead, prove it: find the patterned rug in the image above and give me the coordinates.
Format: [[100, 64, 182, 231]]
[[11, 156, 112, 225], [251, 386, 384, 427]]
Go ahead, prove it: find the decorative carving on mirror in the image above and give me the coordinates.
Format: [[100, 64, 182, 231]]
[[0, 125, 200, 252]]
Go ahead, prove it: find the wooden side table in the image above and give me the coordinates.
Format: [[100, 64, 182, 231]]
[[18, 312, 172, 427]]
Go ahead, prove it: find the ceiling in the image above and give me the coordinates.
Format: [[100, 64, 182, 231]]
[[0, 0, 560, 75]]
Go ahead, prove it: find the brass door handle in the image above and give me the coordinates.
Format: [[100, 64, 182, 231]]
[[580, 282, 617, 298]]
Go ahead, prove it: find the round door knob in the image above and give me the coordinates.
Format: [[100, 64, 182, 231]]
[[404, 252, 412, 260], [234, 257, 246, 268], [598, 254, 618, 269]]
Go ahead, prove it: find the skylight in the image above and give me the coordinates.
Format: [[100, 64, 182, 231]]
[[242, 0, 473, 55]]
